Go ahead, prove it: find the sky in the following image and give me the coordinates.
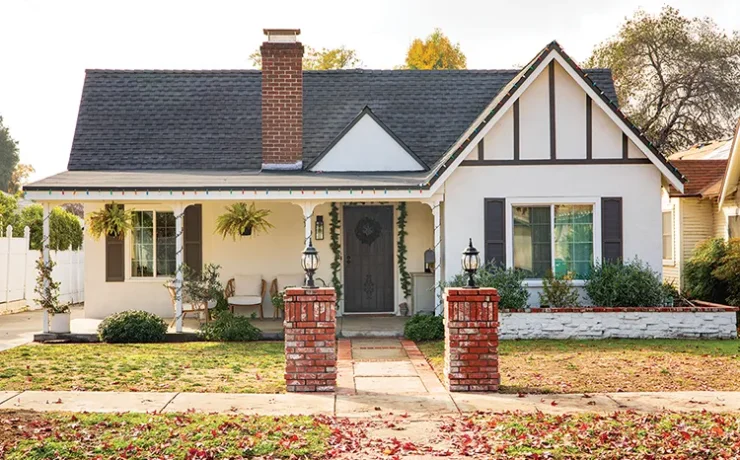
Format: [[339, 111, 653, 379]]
[[1, 0, 739, 182]]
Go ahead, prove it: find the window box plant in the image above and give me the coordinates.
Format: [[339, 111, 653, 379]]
[[35, 257, 71, 333], [215, 203, 274, 240]]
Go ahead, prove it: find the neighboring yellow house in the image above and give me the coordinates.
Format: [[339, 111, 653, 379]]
[[662, 126, 740, 289]]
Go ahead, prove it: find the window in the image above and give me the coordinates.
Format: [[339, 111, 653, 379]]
[[513, 204, 594, 279], [131, 211, 176, 277], [662, 211, 673, 261], [729, 216, 740, 239]]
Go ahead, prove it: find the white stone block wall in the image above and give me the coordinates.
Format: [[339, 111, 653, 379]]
[[500, 311, 738, 340]]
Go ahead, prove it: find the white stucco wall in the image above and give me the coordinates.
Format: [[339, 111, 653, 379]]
[[519, 70, 550, 160], [554, 62, 586, 160], [483, 107, 514, 160], [500, 311, 737, 339], [443, 164, 662, 305], [83, 200, 433, 319]]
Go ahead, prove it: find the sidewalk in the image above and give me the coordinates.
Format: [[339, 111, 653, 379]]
[[1, 390, 738, 417]]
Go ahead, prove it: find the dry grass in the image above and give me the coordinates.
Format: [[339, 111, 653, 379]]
[[417, 339, 740, 394], [0, 342, 285, 393]]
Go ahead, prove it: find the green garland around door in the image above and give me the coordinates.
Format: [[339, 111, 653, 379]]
[[329, 202, 343, 300], [397, 202, 411, 299]]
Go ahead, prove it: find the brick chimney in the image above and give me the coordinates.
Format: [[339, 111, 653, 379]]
[[261, 29, 304, 170]]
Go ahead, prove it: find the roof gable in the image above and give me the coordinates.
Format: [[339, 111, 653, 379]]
[[308, 107, 426, 172], [427, 41, 685, 193], [667, 160, 727, 197]]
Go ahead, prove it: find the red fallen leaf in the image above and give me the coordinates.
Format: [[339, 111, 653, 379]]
[[711, 425, 725, 437], [517, 393, 526, 398], [53, 398, 62, 404], [255, 372, 262, 380], [551, 401, 558, 406], [680, 431, 691, 440]]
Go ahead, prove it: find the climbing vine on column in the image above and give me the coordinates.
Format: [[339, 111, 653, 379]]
[[329, 202, 342, 300], [397, 202, 411, 299]]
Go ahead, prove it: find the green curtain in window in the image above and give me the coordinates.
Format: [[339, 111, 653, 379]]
[[513, 206, 551, 277], [554, 205, 593, 278]]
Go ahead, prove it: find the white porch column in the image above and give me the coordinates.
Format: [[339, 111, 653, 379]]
[[295, 201, 319, 245], [174, 202, 184, 333], [423, 196, 444, 316], [42, 203, 51, 333]]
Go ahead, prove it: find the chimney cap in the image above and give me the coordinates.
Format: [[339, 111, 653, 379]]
[[263, 29, 301, 43]]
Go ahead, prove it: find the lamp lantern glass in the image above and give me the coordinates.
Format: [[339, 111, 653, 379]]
[[461, 238, 480, 288], [301, 239, 320, 287], [424, 248, 435, 273], [314, 216, 325, 240]]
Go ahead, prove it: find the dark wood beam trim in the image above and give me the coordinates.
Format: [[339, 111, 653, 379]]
[[460, 158, 651, 166], [513, 100, 520, 160], [586, 96, 592, 160], [549, 61, 556, 160], [478, 137, 484, 161], [622, 133, 629, 159]]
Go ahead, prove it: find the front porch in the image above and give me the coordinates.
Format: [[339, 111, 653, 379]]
[[34, 315, 411, 342]]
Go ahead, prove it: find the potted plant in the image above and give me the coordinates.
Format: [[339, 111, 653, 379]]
[[35, 257, 71, 333], [179, 264, 223, 320], [87, 202, 133, 240], [215, 202, 274, 240], [271, 289, 287, 319]]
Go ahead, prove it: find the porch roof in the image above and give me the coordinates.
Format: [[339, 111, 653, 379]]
[[23, 169, 429, 192]]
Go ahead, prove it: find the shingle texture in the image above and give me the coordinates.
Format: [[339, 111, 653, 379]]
[[667, 160, 728, 197], [67, 68, 618, 171]]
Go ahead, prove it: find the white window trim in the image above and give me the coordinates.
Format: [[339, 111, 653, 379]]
[[505, 196, 601, 281], [126, 209, 176, 281], [661, 208, 675, 266], [723, 208, 740, 240]]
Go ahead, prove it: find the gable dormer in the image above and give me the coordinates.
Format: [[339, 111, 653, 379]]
[[309, 107, 427, 172]]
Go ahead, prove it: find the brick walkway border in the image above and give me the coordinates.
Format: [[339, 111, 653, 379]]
[[401, 339, 447, 394], [336, 338, 355, 395]]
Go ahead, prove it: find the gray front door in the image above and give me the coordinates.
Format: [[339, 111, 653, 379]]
[[343, 205, 394, 313]]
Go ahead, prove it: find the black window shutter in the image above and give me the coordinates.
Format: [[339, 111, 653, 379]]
[[601, 197, 623, 262], [105, 204, 125, 282], [484, 198, 506, 267], [184, 204, 203, 275]]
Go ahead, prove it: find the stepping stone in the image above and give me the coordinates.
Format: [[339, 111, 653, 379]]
[[355, 376, 427, 394], [353, 347, 408, 361], [354, 361, 418, 377], [351, 338, 402, 348]]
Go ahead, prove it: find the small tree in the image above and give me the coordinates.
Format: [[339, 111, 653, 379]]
[[34, 257, 69, 314]]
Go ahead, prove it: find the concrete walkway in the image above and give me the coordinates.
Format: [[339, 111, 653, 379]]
[[1, 390, 738, 417], [0, 306, 85, 351]]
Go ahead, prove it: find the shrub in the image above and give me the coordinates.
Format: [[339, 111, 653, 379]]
[[685, 238, 740, 306], [539, 271, 580, 307], [403, 314, 444, 341], [684, 238, 730, 304], [98, 310, 167, 343], [199, 312, 262, 342], [445, 263, 529, 309], [585, 258, 667, 307]]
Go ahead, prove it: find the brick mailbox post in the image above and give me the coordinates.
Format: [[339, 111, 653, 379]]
[[444, 287, 501, 392], [283, 287, 337, 392]]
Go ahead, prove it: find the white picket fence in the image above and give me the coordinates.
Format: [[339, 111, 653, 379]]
[[0, 225, 84, 314]]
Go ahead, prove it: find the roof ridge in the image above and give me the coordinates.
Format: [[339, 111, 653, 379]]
[[85, 68, 614, 75]]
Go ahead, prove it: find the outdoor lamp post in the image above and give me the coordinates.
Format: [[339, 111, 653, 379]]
[[314, 215, 325, 240], [461, 238, 480, 288], [301, 239, 320, 288]]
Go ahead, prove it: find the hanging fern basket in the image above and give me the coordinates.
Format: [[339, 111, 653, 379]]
[[215, 202, 274, 240], [241, 224, 253, 236]]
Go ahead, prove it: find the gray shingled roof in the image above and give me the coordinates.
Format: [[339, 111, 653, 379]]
[[67, 68, 618, 171]]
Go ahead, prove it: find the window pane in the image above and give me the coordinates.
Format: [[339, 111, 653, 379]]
[[131, 211, 154, 277], [554, 205, 593, 278], [729, 216, 740, 239], [513, 206, 551, 277], [156, 212, 176, 276], [662, 212, 673, 259]]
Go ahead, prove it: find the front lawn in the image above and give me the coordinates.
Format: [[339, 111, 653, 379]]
[[418, 339, 740, 393], [2, 410, 738, 459], [0, 411, 329, 459], [0, 342, 285, 393]]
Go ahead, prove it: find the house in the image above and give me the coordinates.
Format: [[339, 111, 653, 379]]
[[662, 124, 740, 289], [24, 29, 685, 331]]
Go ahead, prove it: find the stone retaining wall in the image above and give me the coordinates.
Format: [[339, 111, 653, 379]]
[[499, 306, 738, 339]]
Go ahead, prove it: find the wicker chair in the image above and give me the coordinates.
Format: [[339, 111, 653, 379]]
[[225, 276, 267, 318], [165, 282, 211, 327]]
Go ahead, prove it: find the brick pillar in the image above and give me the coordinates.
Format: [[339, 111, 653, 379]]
[[283, 287, 337, 392], [444, 287, 500, 392]]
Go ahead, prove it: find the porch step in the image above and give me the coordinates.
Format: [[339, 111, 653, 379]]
[[337, 316, 408, 338]]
